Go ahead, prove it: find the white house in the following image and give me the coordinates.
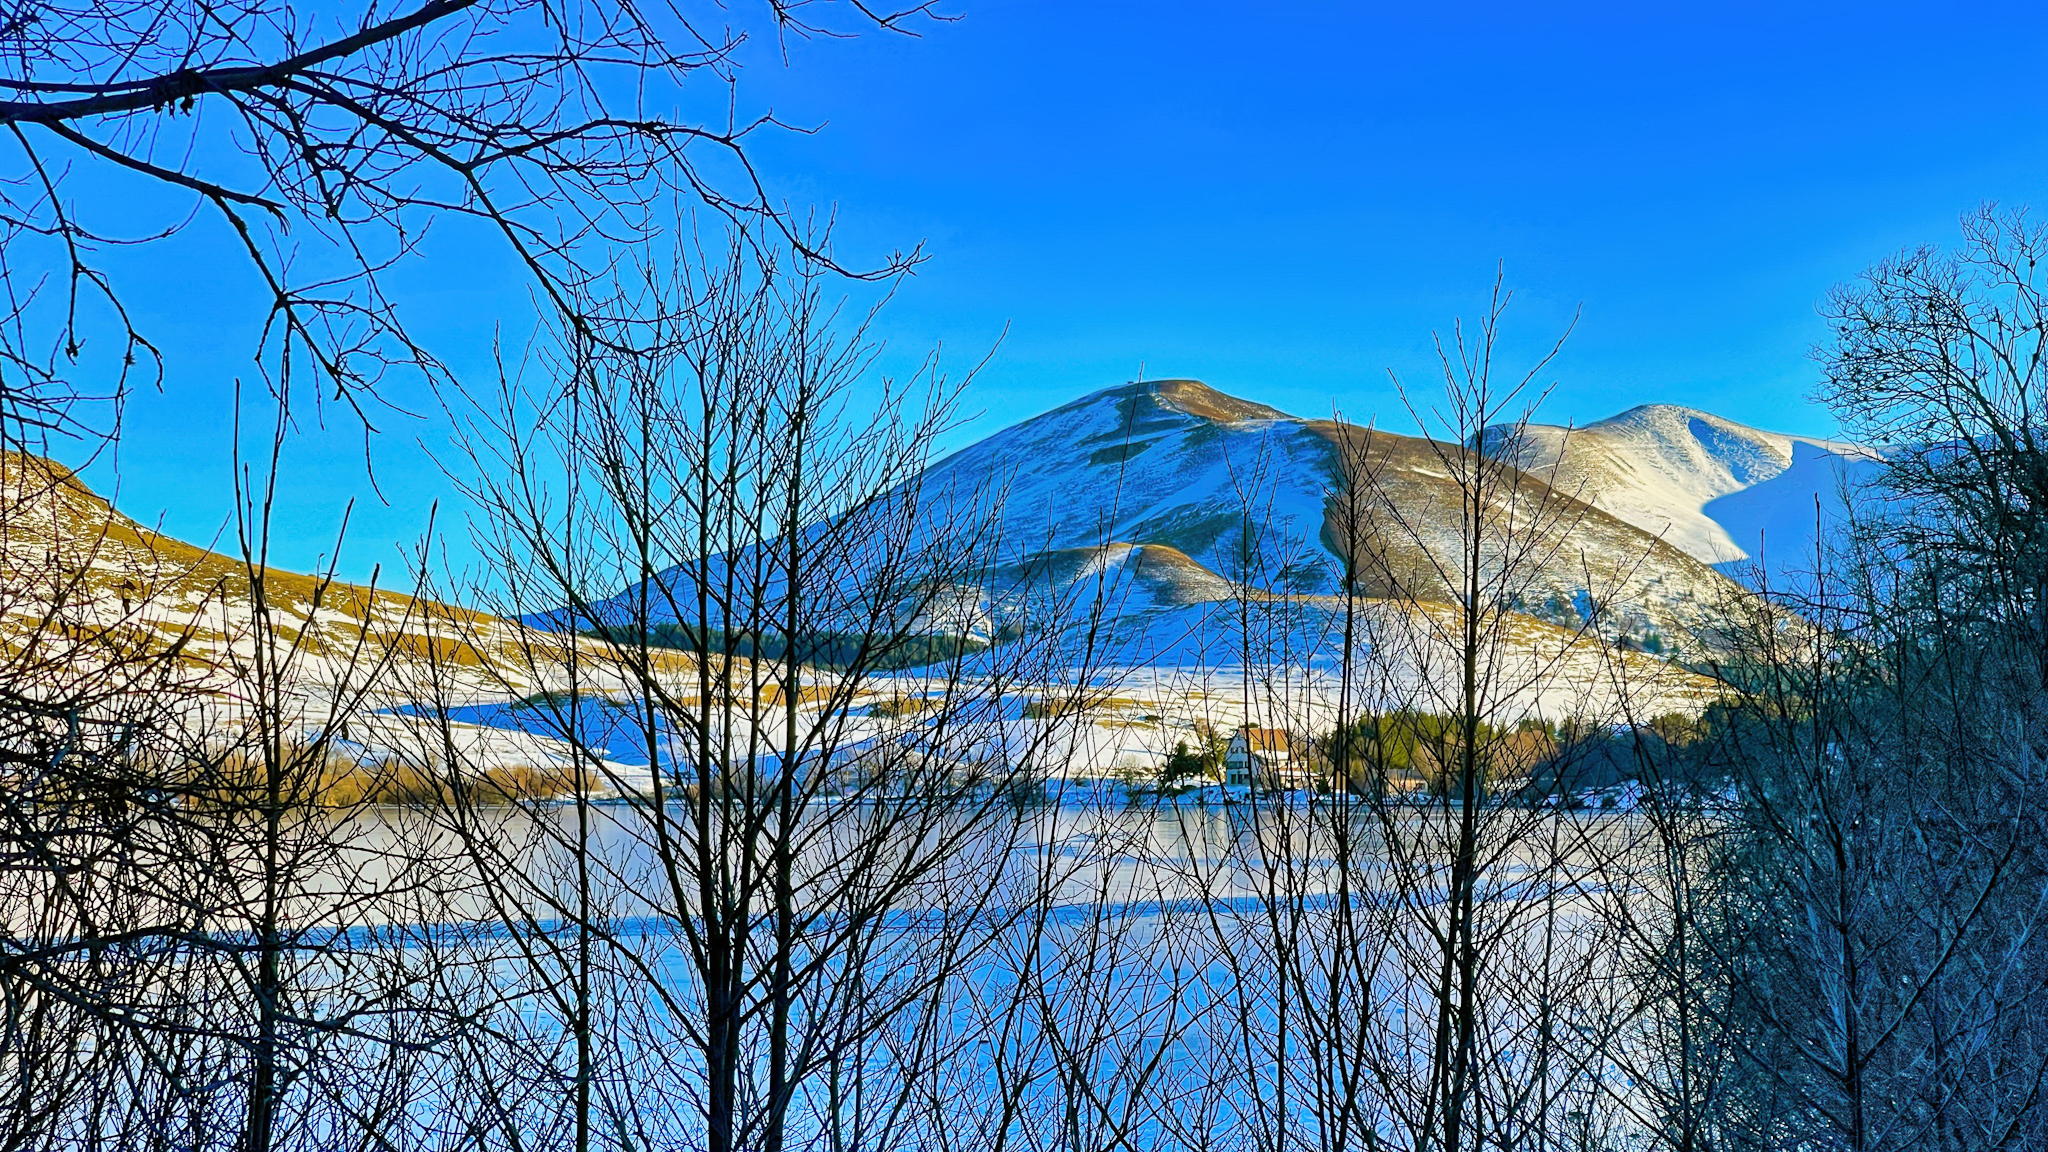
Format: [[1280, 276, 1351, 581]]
[[1223, 726, 1318, 791]]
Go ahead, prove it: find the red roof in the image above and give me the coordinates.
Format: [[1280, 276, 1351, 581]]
[[1236, 727, 1297, 756]]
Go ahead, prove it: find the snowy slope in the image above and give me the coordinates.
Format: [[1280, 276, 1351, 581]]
[[0, 450, 634, 775], [571, 381, 1793, 671], [921, 379, 1342, 593], [919, 381, 1753, 660], [1702, 441, 1887, 587], [1481, 404, 1878, 586]]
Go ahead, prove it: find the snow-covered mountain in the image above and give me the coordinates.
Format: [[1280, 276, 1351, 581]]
[[907, 380, 1756, 660], [572, 379, 1892, 678], [921, 379, 1335, 593], [1481, 404, 1881, 588]]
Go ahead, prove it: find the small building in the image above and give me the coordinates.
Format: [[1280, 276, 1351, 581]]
[[1224, 726, 1318, 791]]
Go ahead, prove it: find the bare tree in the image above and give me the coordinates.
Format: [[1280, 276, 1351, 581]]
[[1661, 204, 2048, 1152], [1302, 282, 1652, 1152], [0, 0, 940, 454], [0, 405, 530, 1150], [409, 229, 1118, 1152]]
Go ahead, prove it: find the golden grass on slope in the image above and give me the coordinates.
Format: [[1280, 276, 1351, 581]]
[[187, 743, 577, 808], [315, 758, 577, 807], [1145, 379, 1290, 425], [759, 683, 842, 708], [1, 450, 491, 629], [376, 633, 491, 667], [0, 450, 636, 693]]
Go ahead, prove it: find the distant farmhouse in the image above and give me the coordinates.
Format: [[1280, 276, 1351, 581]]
[[1224, 726, 1320, 791]]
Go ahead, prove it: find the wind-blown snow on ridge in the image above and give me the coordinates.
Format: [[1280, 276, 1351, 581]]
[[1482, 404, 1880, 587]]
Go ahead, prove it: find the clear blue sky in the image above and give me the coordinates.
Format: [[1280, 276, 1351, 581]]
[[77, 0, 2048, 583]]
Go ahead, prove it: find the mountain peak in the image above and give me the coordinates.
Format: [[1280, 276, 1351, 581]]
[[1593, 403, 1713, 428], [1139, 379, 1292, 424], [1478, 403, 1874, 577], [1058, 379, 1293, 429]]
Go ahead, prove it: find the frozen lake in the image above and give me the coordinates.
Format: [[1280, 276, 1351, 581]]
[[34, 798, 1665, 1150]]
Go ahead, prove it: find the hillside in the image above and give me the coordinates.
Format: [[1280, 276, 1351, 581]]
[[4, 401, 1734, 780], [914, 379, 1752, 661], [0, 451, 511, 686], [1480, 404, 1881, 586], [0, 451, 661, 779]]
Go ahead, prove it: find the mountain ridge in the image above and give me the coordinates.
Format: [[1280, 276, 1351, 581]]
[[1479, 402, 1878, 585], [13, 381, 1850, 689], [904, 379, 1756, 659]]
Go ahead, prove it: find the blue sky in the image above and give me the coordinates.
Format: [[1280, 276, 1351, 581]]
[[75, 0, 2048, 583]]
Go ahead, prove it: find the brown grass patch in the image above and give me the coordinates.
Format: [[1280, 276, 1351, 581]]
[[1147, 379, 1288, 424], [378, 633, 488, 666], [316, 759, 578, 806]]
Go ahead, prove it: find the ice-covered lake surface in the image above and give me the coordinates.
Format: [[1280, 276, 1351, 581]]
[[322, 796, 1643, 928], [286, 800, 1662, 1149]]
